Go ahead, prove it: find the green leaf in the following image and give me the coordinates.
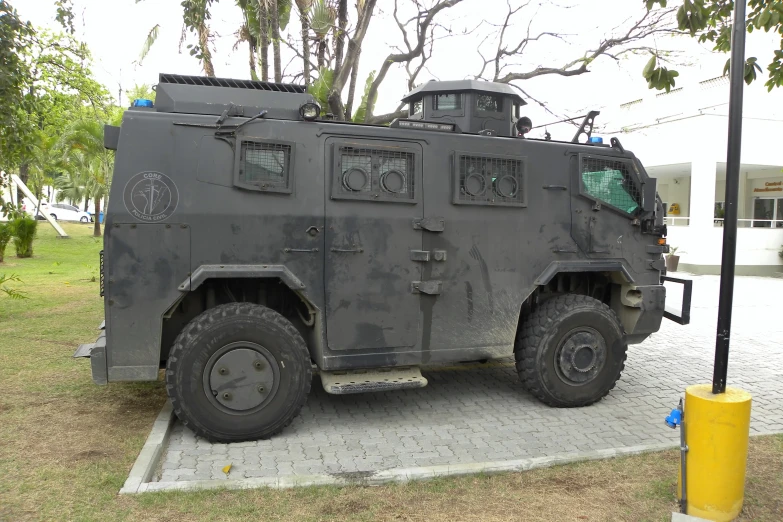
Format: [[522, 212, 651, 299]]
[[307, 67, 333, 110], [352, 71, 377, 123], [278, 0, 292, 31], [643, 55, 657, 79], [138, 24, 160, 64]]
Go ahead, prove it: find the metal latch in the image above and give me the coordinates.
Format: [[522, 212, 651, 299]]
[[410, 250, 430, 262], [411, 281, 442, 295], [413, 217, 445, 232]]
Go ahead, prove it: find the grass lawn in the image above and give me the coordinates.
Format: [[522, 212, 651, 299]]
[[1, 223, 781, 521]]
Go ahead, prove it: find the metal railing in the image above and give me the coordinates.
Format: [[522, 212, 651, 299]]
[[665, 217, 783, 228], [664, 216, 690, 226], [713, 218, 783, 228]]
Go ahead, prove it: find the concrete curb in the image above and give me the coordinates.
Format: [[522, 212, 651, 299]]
[[134, 441, 681, 494], [120, 401, 175, 494], [122, 407, 783, 495]]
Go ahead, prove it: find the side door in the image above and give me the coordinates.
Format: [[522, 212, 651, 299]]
[[324, 138, 424, 351], [570, 153, 643, 257]]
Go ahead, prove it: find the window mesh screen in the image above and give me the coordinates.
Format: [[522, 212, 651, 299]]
[[581, 156, 641, 214], [338, 147, 415, 201], [456, 155, 524, 206], [239, 141, 291, 191]]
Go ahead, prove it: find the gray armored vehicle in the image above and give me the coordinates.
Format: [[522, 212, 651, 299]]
[[75, 73, 691, 442]]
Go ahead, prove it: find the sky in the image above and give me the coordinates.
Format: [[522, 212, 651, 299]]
[[16, 0, 783, 138]]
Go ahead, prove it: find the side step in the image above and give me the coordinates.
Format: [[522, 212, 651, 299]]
[[320, 367, 428, 395]]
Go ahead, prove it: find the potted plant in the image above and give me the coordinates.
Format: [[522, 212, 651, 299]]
[[666, 245, 685, 272]]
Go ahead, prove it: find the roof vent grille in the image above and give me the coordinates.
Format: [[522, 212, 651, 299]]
[[158, 73, 306, 93]]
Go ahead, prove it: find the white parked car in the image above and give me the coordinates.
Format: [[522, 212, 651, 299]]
[[39, 202, 92, 222]]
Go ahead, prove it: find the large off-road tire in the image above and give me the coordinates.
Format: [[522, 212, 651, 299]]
[[166, 303, 312, 442], [514, 294, 627, 407]]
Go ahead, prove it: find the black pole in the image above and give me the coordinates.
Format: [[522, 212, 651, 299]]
[[712, 0, 747, 394]]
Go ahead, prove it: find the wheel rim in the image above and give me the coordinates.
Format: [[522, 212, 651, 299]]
[[202, 341, 280, 415], [554, 327, 607, 385]]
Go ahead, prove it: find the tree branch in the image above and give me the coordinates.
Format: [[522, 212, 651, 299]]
[[364, 0, 463, 122], [327, 0, 378, 119]]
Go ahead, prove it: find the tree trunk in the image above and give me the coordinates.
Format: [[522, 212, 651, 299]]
[[317, 38, 326, 71], [271, 0, 282, 82], [198, 24, 215, 77], [249, 39, 258, 80], [259, 1, 270, 81], [334, 0, 347, 73], [93, 196, 101, 237], [299, 8, 311, 86], [17, 163, 29, 210], [83, 198, 88, 212], [345, 46, 361, 120]]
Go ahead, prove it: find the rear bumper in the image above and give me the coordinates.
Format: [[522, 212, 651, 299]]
[[73, 321, 108, 385]]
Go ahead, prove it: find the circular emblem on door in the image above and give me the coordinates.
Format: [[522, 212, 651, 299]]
[[123, 171, 179, 222]]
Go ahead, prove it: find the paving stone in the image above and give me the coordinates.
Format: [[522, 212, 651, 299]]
[[153, 275, 783, 484]]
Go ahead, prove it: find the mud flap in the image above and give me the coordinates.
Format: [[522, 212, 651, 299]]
[[663, 276, 692, 325], [73, 326, 108, 385]]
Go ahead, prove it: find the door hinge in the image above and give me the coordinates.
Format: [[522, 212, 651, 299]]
[[413, 217, 445, 232], [410, 250, 430, 262], [411, 280, 442, 295]]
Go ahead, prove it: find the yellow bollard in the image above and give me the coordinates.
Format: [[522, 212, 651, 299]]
[[678, 384, 752, 521]]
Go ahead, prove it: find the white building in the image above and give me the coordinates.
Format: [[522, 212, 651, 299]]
[[603, 75, 783, 276]]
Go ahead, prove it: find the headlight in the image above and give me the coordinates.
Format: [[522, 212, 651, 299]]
[[299, 102, 320, 121]]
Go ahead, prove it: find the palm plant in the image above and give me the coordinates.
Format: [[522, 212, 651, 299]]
[[59, 119, 113, 236], [9, 217, 37, 258], [28, 131, 63, 213], [309, 0, 335, 70], [0, 223, 11, 263]]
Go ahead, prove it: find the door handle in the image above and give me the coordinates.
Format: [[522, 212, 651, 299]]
[[411, 281, 442, 295], [330, 247, 364, 253], [413, 217, 445, 232]]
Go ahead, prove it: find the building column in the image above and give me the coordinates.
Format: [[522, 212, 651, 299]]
[[689, 157, 718, 229]]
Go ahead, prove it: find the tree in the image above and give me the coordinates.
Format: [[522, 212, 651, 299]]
[[59, 119, 114, 237], [645, 1, 783, 91], [0, 9, 108, 211], [294, 0, 313, 85], [182, 0, 218, 76]]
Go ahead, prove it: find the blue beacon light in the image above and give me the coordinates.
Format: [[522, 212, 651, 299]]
[[132, 99, 154, 108], [589, 136, 604, 144]]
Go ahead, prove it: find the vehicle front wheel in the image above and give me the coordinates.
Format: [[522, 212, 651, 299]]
[[514, 294, 627, 407], [80, 216, 89, 223], [49, 214, 57, 221], [166, 303, 312, 442]]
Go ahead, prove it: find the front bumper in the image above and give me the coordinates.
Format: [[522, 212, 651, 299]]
[[73, 321, 108, 385]]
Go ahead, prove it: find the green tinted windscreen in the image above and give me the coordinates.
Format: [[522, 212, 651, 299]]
[[581, 168, 639, 214]]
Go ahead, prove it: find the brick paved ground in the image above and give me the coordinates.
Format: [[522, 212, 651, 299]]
[[156, 274, 783, 483]]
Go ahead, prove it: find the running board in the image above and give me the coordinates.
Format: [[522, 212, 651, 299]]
[[320, 367, 428, 395]]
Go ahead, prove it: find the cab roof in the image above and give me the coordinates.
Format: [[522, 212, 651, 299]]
[[400, 80, 526, 105]]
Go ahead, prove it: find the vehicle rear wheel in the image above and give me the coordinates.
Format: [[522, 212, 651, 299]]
[[80, 216, 89, 223], [49, 214, 57, 221], [166, 302, 312, 442], [514, 294, 627, 407]]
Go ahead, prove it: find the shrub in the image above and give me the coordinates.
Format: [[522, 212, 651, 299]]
[[0, 223, 11, 263], [10, 217, 38, 258]]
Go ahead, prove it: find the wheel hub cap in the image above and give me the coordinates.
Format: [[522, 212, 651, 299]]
[[556, 328, 607, 385], [204, 342, 279, 413]]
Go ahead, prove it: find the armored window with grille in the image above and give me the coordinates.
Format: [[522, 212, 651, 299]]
[[476, 94, 503, 113], [237, 141, 293, 193], [580, 155, 641, 215], [453, 153, 526, 207], [333, 145, 417, 203]]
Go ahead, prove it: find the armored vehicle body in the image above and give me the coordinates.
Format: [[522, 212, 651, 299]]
[[75, 73, 690, 442]]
